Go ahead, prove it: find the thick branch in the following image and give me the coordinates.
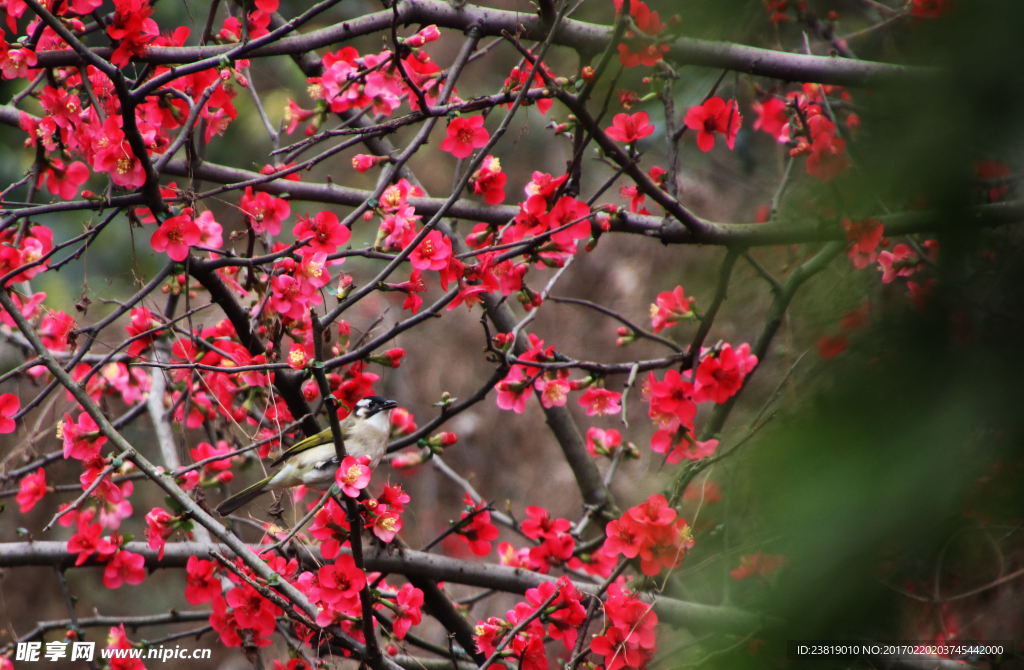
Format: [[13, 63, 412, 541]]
[[0, 541, 766, 635], [29, 0, 927, 88]]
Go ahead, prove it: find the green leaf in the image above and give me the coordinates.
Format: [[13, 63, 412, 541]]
[[165, 496, 186, 514]]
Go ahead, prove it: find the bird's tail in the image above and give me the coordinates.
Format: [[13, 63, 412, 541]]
[[216, 475, 274, 516]]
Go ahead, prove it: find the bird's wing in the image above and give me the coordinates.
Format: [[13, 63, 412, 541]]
[[270, 421, 354, 467]]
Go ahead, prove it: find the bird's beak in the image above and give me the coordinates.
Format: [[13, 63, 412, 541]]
[[381, 400, 399, 411]]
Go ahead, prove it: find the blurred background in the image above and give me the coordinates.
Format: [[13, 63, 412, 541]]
[[3, 0, 1024, 667]]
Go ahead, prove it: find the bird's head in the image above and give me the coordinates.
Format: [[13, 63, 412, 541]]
[[354, 395, 399, 419]]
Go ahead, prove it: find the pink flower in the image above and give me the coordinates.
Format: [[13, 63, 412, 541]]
[[0, 392, 19, 433], [194, 210, 223, 249], [150, 209, 201, 262], [440, 116, 490, 159], [336, 455, 372, 497], [683, 97, 742, 152], [496, 367, 531, 414], [370, 508, 403, 542], [16, 468, 46, 513], [536, 377, 570, 408], [605, 111, 656, 144]]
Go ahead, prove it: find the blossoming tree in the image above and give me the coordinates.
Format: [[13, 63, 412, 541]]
[[1, 0, 1022, 667]]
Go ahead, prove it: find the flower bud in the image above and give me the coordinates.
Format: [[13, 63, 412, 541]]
[[581, 66, 595, 82]]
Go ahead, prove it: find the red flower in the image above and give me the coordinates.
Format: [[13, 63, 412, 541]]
[[42, 159, 90, 200], [190, 440, 234, 476], [225, 584, 281, 636], [613, 0, 668, 67], [103, 550, 146, 589], [605, 111, 656, 144], [440, 116, 490, 159], [316, 554, 365, 606], [683, 479, 722, 504], [210, 595, 244, 648], [842, 217, 884, 269], [684, 97, 742, 152], [240, 186, 291, 235], [293, 211, 350, 254], [457, 494, 499, 556], [521, 506, 571, 540], [150, 209, 201, 262], [637, 518, 692, 576], [91, 116, 145, 188], [336, 455, 372, 497], [409, 230, 453, 271], [804, 114, 848, 182], [309, 498, 351, 559], [185, 556, 221, 604], [730, 551, 787, 581], [752, 96, 788, 139], [284, 99, 317, 134], [404, 24, 440, 47], [590, 582, 659, 670], [124, 306, 161, 357], [391, 584, 424, 639], [380, 483, 412, 512], [693, 343, 757, 404], [643, 369, 696, 428], [60, 411, 108, 461], [911, 0, 949, 18], [604, 516, 645, 559], [68, 521, 116, 565], [0, 392, 18, 433], [878, 244, 922, 283], [974, 160, 1011, 202], [144, 507, 175, 559], [471, 155, 507, 204], [651, 429, 718, 464], [106, 0, 159, 67], [650, 285, 695, 333], [16, 467, 46, 513], [586, 427, 622, 457], [908, 278, 937, 313], [816, 334, 849, 360]]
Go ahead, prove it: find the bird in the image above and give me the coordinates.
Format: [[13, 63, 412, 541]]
[[215, 395, 398, 516]]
